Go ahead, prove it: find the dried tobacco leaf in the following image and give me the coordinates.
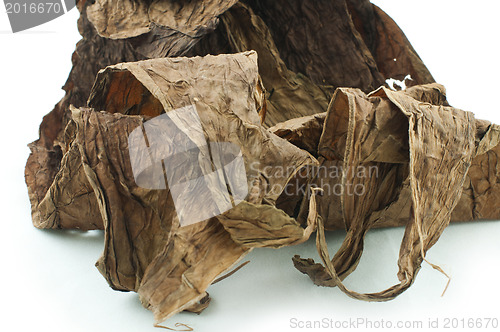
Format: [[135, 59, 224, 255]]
[[269, 113, 326, 158], [273, 84, 500, 230], [23, 0, 500, 325], [25, 1, 145, 230], [244, 0, 434, 91], [52, 52, 321, 322], [86, 0, 151, 39], [346, 0, 435, 85], [88, 0, 240, 58], [291, 84, 500, 299], [214, 2, 330, 126], [26, 0, 437, 229], [244, 0, 383, 92]]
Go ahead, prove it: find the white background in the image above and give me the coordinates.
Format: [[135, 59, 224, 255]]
[[1, 1, 499, 331]]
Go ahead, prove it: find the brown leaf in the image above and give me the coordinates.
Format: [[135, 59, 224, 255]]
[[57, 52, 317, 321], [293, 85, 499, 301]]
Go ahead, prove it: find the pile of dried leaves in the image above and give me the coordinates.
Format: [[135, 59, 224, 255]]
[[25, 0, 500, 325]]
